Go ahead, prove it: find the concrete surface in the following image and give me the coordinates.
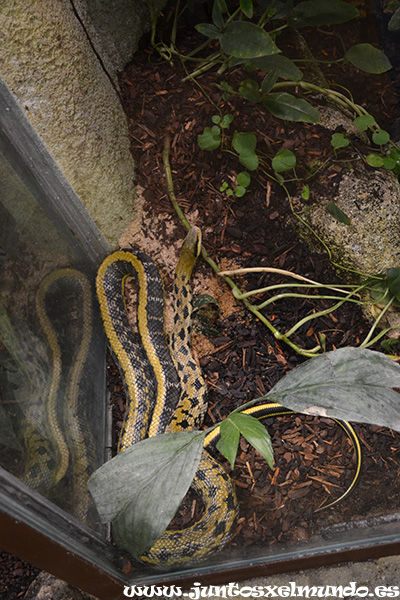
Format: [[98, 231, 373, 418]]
[[0, 0, 138, 247]]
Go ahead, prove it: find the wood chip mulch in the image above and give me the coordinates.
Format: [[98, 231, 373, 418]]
[[115, 16, 400, 566]]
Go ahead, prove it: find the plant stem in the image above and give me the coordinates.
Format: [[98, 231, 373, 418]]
[[163, 136, 318, 357], [220, 266, 352, 296], [284, 286, 366, 338], [360, 297, 396, 348]]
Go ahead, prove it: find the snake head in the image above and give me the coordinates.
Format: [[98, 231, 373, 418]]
[[177, 227, 202, 278]]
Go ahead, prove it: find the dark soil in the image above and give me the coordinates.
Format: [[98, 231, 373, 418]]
[[3, 2, 400, 596], [116, 2, 400, 570]]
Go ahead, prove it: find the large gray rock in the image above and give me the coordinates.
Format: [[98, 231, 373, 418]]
[[24, 572, 97, 600], [0, 1, 142, 247]]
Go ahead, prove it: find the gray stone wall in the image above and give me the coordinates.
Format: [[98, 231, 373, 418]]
[[0, 0, 149, 247]]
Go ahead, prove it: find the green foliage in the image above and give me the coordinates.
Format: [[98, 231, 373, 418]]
[[366, 268, 400, 306], [327, 200, 351, 225], [290, 0, 359, 27], [345, 44, 392, 74], [262, 92, 319, 123], [198, 125, 221, 150], [252, 55, 303, 82], [388, 7, 400, 31], [272, 149, 297, 173], [353, 114, 376, 131], [218, 412, 274, 469], [366, 153, 384, 168], [239, 79, 261, 103], [331, 132, 349, 149], [301, 184, 310, 200], [232, 132, 259, 170], [220, 171, 251, 198], [88, 431, 205, 557], [372, 129, 391, 146], [219, 21, 279, 59], [266, 348, 400, 429], [89, 347, 400, 559]]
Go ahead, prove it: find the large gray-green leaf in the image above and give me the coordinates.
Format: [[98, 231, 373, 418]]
[[292, 0, 359, 26], [267, 348, 400, 430], [253, 55, 303, 81], [345, 44, 392, 74], [88, 431, 205, 556], [220, 22, 279, 58], [263, 92, 319, 123], [389, 7, 400, 31]]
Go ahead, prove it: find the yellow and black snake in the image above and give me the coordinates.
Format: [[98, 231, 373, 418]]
[[22, 268, 94, 521], [95, 227, 361, 567]]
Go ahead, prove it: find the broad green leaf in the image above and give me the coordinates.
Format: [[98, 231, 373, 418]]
[[233, 132, 257, 155], [387, 268, 400, 303], [195, 23, 221, 39], [239, 79, 261, 102], [239, 152, 259, 171], [218, 412, 273, 469], [230, 412, 274, 468], [383, 156, 396, 170], [220, 22, 279, 58], [217, 418, 240, 469], [237, 171, 251, 187], [388, 7, 400, 31], [235, 185, 247, 197], [263, 92, 319, 123], [212, 0, 225, 29], [88, 431, 205, 556], [292, 0, 359, 26], [272, 148, 296, 172], [345, 44, 392, 74], [327, 200, 351, 225], [366, 153, 384, 168], [261, 69, 279, 95], [193, 293, 218, 311], [266, 348, 400, 430], [233, 132, 259, 170], [372, 129, 390, 145], [198, 126, 221, 151], [353, 114, 376, 131], [331, 132, 349, 149], [240, 0, 253, 18], [253, 55, 303, 81]]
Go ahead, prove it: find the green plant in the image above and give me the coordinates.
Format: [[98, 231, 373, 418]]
[[88, 346, 400, 559], [87, 140, 400, 562], [220, 171, 251, 197], [165, 136, 400, 357]]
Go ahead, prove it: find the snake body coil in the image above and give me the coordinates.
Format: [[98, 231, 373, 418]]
[[96, 227, 361, 567], [96, 229, 238, 565]]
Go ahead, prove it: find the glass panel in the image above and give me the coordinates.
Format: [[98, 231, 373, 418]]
[[0, 94, 107, 531]]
